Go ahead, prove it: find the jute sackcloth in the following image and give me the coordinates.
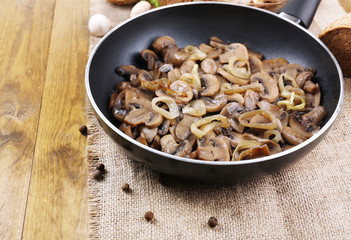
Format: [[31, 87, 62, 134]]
[[87, 1, 351, 239]]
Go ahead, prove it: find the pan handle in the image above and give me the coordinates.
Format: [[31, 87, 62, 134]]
[[278, 0, 321, 28]]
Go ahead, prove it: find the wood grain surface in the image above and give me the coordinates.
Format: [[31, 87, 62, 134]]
[[0, 0, 89, 239], [0, 0, 347, 239]]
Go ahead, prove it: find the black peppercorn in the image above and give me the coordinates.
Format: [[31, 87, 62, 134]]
[[96, 163, 105, 173], [121, 183, 130, 192], [79, 124, 88, 135], [208, 216, 218, 228], [144, 211, 154, 221], [93, 170, 104, 181]]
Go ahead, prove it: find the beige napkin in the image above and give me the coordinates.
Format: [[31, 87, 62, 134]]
[[87, 1, 351, 239]]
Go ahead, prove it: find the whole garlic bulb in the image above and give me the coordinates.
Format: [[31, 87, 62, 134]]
[[130, 1, 151, 18], [89, 14, 111, 37]]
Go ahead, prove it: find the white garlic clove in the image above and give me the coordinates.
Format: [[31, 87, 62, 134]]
[[130, 1, 151, 18], [88, 14, 111, 37]]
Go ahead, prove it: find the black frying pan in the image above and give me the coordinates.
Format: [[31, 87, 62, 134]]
[[86, 0, 343, 183]]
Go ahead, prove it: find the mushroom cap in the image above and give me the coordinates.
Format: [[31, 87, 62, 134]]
[[152, 36, 176, 53], [200, 74, 220, 97], [202, 92, 228, 113], [281, 126, 306, 146], [175, 115, 199, 141], [250, 72, 279, 103], [200, 58, 218, 74], [124, 98, 163, 128], [171, 51, 190, 66], [141, 49, 158, 70], [116, 65, 140, 76], [197, 137, 230, 161], [219, 43, 249, 64], [160, 134, 179, 154]]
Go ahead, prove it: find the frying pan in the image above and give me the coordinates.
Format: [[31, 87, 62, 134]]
[[86, 0, 344, 183]]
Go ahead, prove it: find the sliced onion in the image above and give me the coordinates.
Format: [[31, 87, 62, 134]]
[[182, 100, 206, 117], [224, 56, 251, 79], [278, 73, 301, 98], [277, 92, 306, 110], [180, 64, 201, 91], [238, 110, 278, 130], [232, 140, 260, 161], [151, 96, 179, 119], [169, 80, 193, 102], [184, 45, 207, 61], [263, 129, 282, 143], [191, 114, 230, 138], [222, 82, 264, 94]]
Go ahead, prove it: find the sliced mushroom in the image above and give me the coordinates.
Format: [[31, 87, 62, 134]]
[[199, 43, 222, 59], [244, 89, 259, 111], [158, 119, 170, 136], [180, 60, 196, 74], [141, 49, 158, 70], [152, 36, 176, 53], [199, 43, 214, 53], [162, 45, 178, 63], [171, 51, 190, 66], [225, 93, 245, 105], [220, 102, 244, 119], [175, 115, 199, 141], [280, 63, 305, 79], [129, 73, 140, 87], [217, 67, 250, 85], [160, 134, 179, 153], [200, 74, 220, 97], [288, 113, 314, 138], [115, 65, 140, 76], [115, 81, 132, 92], [248, 48, 263, 60], [201, 91, 228, 113], [167, 68, 181, 82], [124, 98, 163, 128], [137, 70, 153, 83], [197, 137, 230, 161], [249, 54, 263, 74], [209, 36, 228, 49], [219, 43, 249, 64], [303, 80, 319, 94], [172, 135, 197, 157], [301, 106, 327, 130], [220, 102, 245, 133], [140, 126, 159, 143], [158, 63, 173, 73], [111, 89, 138, 121], [206, 46, 222, 59], [296, 71, 314, 88], [150, 134, 161, 150], [250, 72, 279, 103], [281, 126, 306, 146], [121, 124, 137, 139], [242, 133, 282, 154], [169, 80, 193, 102], [201, 58, 218, 74], [136, 132, 148, 146], [262, 58, 289, 69]]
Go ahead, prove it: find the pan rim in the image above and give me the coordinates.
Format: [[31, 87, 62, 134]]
[[85, 1, 344, 167]]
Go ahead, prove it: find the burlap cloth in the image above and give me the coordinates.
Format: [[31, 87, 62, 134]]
[[87, 1, 351, 239]]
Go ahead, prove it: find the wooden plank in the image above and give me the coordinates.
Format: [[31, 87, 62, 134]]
[[0, 0, 55, 239], [21, 0, 90, 239]]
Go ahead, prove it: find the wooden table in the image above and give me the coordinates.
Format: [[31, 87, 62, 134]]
[[0, 0, 348, 239]]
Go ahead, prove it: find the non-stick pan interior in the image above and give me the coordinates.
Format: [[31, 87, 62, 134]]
[[88, 2, 342, 133]]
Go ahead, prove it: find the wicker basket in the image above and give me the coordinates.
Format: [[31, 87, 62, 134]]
[[158, 0, 288, 12]]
